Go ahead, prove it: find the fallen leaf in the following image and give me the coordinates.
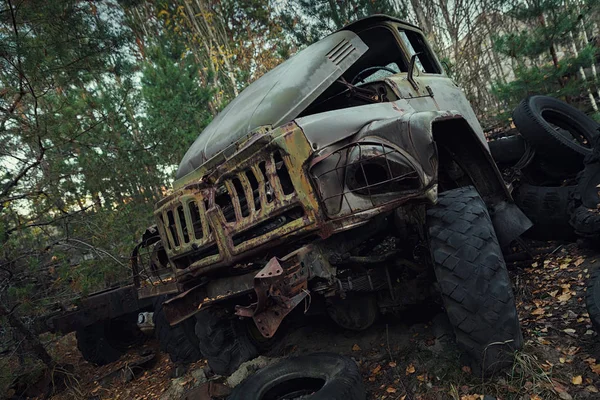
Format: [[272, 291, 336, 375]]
[[352, 344, 361, 351], [563, 328, 576, 334], [416, 374, 427, 382], [386, 387, 397, 393], [590, 364, 600, 375], [572, 375, 583, 385], [530, 395, 542, 400], [586, 385, 599, 393], [532, 308, 545, 315], [372, 365, 382, 375], [462, 365, 472, 374], [574, 258, 585, 266], [388, 361, 397, 368], [560, 357, 566, 364], [405, 364, 415, 375], [549, 289, 559, 297], [557, 293, 572, 302]]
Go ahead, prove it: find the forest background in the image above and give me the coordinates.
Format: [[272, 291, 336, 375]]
[[1, 0, 599, 386]]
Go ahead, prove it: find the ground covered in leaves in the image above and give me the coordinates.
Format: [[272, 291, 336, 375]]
[[40, 242, 600, 400]]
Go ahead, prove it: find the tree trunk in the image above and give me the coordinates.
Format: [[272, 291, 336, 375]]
[[569, 31, 598, 111], [0, 303, 55, 369]]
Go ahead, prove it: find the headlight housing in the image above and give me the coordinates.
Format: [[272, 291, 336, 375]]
[[309, 138, 422, 217]]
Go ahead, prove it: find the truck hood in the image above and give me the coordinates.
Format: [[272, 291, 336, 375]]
[[176, 30, 368, 179]]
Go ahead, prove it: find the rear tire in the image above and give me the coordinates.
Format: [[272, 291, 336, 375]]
[[153, 295, 202, 364], [76, 314, 143, 366], [427, 186, 523, 376], [76, 323, 123, 365]]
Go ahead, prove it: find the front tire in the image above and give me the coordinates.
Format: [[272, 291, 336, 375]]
[[153, 295, 202, 364], [427, 186, 523, 375], [195, 309, 261, 376]]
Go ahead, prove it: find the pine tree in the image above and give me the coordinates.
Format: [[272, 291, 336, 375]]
[[279, 0, 409, 46], [492, 0, 600, 117]]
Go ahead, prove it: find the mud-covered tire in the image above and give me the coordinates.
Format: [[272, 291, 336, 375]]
[[427, 186, 523, 375], [513, 183, 577, 240], [488, 135, 527, 166], [153, 295, 202, 364], [513, 96, 599, 169], [228, 353, 365, 400], [195, 309, 260, 376], [586, 267, 600, 334]]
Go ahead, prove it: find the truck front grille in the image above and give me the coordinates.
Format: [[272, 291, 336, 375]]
[[155, 149, 315, 272]]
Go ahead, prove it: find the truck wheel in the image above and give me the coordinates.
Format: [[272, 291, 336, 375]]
[[76, 323, 123, 365], [76, 315, 143, 366], [153, 295, 202, 364], [195, 309, 276, 376], [228, 353, 365, 400], [513, 183, 576, 240], [427, 186, 523, 376], [513, 95, 599, 169]]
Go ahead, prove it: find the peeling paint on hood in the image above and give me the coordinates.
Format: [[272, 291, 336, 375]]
[[176, 30, 368, 179]]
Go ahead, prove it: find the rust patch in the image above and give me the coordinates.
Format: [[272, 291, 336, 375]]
[[235, 254, 308, 338]]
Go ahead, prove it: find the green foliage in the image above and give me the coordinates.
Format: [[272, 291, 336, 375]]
[[279, 0, 408, 46], [491, 0, 600, 116], [140, 38, 215, 167]]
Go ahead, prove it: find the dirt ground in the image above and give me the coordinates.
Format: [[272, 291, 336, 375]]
[[40, 241, 600, 399]]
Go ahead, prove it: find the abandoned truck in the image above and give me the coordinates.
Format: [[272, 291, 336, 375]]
[[135, 15, 532, 376]]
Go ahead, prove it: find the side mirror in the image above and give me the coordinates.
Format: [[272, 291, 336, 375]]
[[407, 53, 421, 91]]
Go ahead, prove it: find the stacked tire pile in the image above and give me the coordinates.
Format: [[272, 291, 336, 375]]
[[489, 95, 600, 241], [489, 96, 600, 337]]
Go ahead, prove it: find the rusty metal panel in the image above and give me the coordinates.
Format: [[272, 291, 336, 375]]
[[48, 285, 143, 334], [163, 272, 256, 326], [154, 124, 322, 280]]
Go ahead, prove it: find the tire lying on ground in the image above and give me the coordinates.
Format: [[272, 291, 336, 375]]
[[228, 353, 365, 400], [153, 295, 202, 364], [427, 186, 523, 376], [76, 314, 144, 365], [513, 183, 577, 240], [586, 267, 600, 334], [513, 95, 599, 170], [488, 134, 527, 166]]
